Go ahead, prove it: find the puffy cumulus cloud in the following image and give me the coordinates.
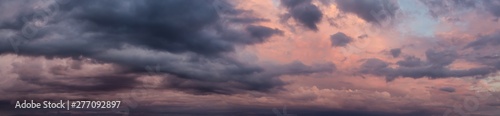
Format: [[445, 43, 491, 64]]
[[280, 0, 323, 30], [333, 0, 399, 24], [390, 48, 401, 58], [330, 32, 353, 47]]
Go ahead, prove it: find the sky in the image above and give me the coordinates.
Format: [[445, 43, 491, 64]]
[[1, 0, 500, 115]]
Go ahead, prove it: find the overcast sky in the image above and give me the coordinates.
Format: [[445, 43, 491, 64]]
[[1, 0, 500, 115]]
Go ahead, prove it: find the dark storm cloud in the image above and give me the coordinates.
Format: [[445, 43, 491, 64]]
[[161, 61, 336, 95], [390, 48, 401, 58], [281, 0, 323, 30], [330, 32, 353, 47], [360, 49, 494, 81], [45, 75, 139, 92], [9, 61, 139, 92], [0, 100, 10, 110], [334, 0, 398, 24], [0, 0, 281, 57], [63, 0, 246, 56], [0, 0, 333, 94], [0, 0, 45, 30]]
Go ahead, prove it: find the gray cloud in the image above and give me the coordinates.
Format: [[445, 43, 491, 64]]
[[439, 87, 456, 93], [421, 0, 500, 20], [8, 60, 140, 93], [397, 56, 424, 67], [281, 0, 323, 30], [358, 34, 369, 39], [161, 61, 336, 95], [361, 49, 494, 81], [360, 58, 392, 76], [229, 17, 270, 23], [463, 31, 500, 72], [330, 32, 353, 47], [483, 0, 500, 18], [465, 32, 500, 50], [246, 25, 284, 43], [420, 0, 477, 18], [425, 49, 457, 66], [390, 48, 401, 58], [334, 0, 398, 24]]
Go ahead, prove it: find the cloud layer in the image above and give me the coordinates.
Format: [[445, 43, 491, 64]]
[[1, 0, 500, 116]]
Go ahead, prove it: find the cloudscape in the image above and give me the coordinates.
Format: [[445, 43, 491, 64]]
[[1, 0, 500, 115]]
